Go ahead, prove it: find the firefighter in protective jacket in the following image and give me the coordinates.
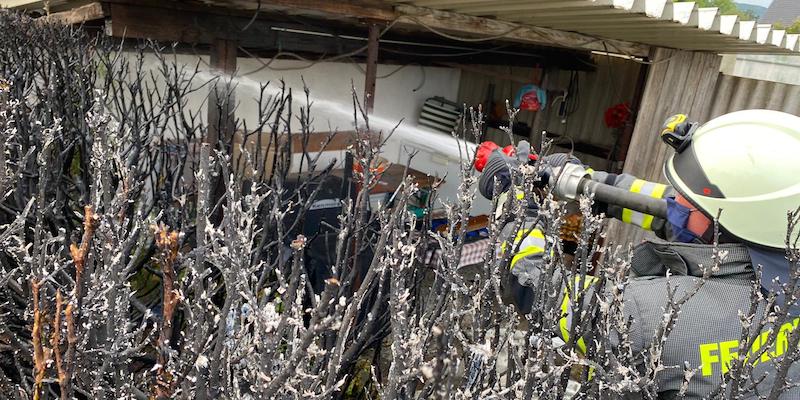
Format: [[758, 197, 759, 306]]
[[475, 109, 800, 398]]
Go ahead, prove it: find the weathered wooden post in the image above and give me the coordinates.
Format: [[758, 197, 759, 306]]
[[364, 23, 380, 114], [207, 38, 237, 147]]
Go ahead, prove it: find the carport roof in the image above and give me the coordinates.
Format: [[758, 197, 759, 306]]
[[389, 0, 800, 54]]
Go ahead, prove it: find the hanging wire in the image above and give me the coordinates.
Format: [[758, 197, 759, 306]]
[[236, 18, 403, 76], [202, 8, 674, 78], [238, 46, 371, 75]]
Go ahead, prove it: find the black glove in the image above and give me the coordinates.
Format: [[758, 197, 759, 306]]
[[477, 140, 539, 200]]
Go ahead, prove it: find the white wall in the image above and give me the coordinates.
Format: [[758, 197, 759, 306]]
[[142, 53, 490, 214]]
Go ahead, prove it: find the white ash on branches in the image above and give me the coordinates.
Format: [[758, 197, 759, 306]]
[[0, 11, 797, 400]]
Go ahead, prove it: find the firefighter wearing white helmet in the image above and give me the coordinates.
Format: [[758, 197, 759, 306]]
[[475, 109, 800, 399], [663, 109, 800, 249], [662, 110, 800, 302]]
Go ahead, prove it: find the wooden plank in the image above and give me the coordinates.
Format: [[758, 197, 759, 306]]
[[620, 48, 670, 178], [199, 0, 397, 22], [708, 74, 734, 119], [608, 48, 721, 246], [614, 61, 648, 168], [207, 38, 238, 146], [43, 2, 106, 25], [104, 0, 646, 56], [1, 0, 50, 9], [106, 3, 216, 43], [394, 4, 649, 57], [688, 52, 722, 122], [104, 3, 275, 45]]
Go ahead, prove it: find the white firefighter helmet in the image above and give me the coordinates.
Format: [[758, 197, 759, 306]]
[[663, 109, 800, 250]]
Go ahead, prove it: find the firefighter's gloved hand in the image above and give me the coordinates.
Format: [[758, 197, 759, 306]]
[[477, 141, 536, 200], [477, 148, 517, 200], [540, 153, 590, 200], [541, 153, 582, 169], [537, 153, 583, 191]]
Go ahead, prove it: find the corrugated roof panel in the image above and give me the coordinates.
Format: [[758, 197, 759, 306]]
[[391, 0, 800, 54]]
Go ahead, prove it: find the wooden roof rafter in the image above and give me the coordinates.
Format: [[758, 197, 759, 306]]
[[6, 0, 649, 57]]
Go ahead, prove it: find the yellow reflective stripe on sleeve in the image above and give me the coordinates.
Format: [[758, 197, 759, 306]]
[[629, 178, 646, 194], [559, 312, 587, 354], [621, 207, 633, 224], [559, 275, 599, 354], [510, 245, 544, 269], [622, 179, 668, 231], [502, 228, 547, 270], [516, 228, 545, 242], [650, 182, 668, 198]]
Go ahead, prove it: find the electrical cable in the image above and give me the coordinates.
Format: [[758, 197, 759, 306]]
[[240, 0, 261, 32], [347, 60, 423, 92], [203, 6, 677, 88], [602, 40, 677, 65], [378, 44, 516, 58], [237, 18, 402, 75], [348, 59, 410, 79], [238, 46, 368, 74], [412, 64, 426, 92]]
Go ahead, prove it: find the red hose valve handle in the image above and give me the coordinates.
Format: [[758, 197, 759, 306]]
[[474, 141, 538, 172], [474, 141, 500, 172], [501, 145, 538, 162]]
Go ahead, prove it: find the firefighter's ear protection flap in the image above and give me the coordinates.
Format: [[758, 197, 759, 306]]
[[661, 114, 699, 153]]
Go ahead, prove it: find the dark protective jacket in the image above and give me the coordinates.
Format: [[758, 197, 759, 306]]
[[499, 175, 800, 399]]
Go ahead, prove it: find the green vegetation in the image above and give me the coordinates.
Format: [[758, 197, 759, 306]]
[[675, 0, 758, 20], [773, 19, 800, 34]]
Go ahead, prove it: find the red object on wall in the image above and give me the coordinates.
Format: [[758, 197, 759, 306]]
[[604, 102, 631, 129]]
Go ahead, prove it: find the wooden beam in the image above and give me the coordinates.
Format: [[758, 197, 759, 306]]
[[364, 23, 380, 114], [103, 0, 646, 56], [199, 0, 396, 22], [394, 5, 649, 57], [42, 2, 106, 25], [104, 3, 276, 45], [1, 0, 50, 9], [103, 2, 363, 49]]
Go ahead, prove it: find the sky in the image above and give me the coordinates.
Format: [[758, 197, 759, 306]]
[[736, 0, 773, 7]]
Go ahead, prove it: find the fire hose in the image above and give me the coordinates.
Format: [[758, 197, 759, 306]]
[[476, 142, 668, 220], [550, 162, 668, 219]]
